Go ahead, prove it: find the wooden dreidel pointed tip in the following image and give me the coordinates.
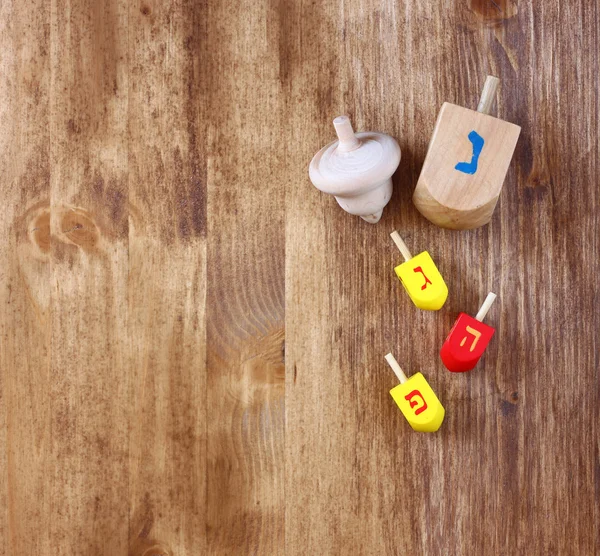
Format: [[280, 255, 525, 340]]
[[412, 74, 521, 230], [384, 353, 445, 433], [308, 116, 401, 224], [440, 292, 497, 373], [390, 231, 448, 311]]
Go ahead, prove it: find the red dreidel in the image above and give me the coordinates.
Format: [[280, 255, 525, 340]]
[[440, 292, 497, 372]]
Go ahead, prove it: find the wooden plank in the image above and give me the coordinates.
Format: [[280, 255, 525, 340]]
[[284, 1, 389, 552], [284, 1, 599, 554], [0, 0, 598, 553], [46, 0, 130, 553], [127, 0, 207, 554], [0, 1, 51, 553], [204, 0, 285, 553], [505, 3, 599, 553]]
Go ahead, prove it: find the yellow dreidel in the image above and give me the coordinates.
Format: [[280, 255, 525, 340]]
[[390, 230, 448, 310], [385, 353, 445, 432]]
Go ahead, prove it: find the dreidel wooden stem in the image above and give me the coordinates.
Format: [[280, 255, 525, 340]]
[[475, 291, 497, 321], [390, 231, 448, 311], [384, 353, 408, 383], [390, 231, 412, 261], [440, 292, 498, 373], [476, 76, 500, 115], [412, 74, 521, 230], [385, 353, 445, 432]]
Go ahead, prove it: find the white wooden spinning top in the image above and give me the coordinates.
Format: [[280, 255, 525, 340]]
[[309, 116, 401, 223]]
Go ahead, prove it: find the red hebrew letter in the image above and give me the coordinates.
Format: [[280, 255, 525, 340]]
[[404, 390, 428, 415], [413, 266, 433, 290]]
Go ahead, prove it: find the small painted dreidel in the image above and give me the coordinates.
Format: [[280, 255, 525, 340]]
[[413, 75, 521, 230], [441, 292, 497, 372], [309, 115, 401, 223], [385, 353, 445, 432], [390, 230, 448, 310]]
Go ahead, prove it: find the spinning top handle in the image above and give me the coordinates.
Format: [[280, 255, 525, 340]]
[[333, 115, 361, 153]]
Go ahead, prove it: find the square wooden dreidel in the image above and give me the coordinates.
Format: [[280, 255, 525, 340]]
[[413, 75, 521, 230], [440, 292, 497, 372], [390, 230, 448, 310], [385, 353, 445, 432]]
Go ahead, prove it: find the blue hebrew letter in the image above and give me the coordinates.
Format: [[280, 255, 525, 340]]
[[455, 130, 485, 175]]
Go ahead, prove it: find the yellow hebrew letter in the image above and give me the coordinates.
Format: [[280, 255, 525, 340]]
[[460, 325, 481, 352]]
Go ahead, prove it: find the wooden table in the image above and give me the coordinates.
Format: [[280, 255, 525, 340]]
[[1, 1, 598, 554]]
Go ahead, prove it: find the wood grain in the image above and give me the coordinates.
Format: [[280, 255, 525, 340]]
[[0, 0, 51, 553], [284, 1, 599, 554], [205, 0, 285, 552], [128, 1, 207, 554], [49, 2, 130, 553], [0, 0, 598, 554]]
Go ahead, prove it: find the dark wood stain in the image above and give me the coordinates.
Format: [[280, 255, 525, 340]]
[[0, 0, 598, 555], [470, 0, 518, 24], [31, 209, 51, 254], [59, 209, 99, 249]]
